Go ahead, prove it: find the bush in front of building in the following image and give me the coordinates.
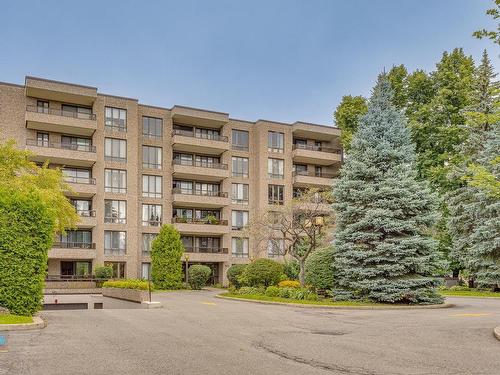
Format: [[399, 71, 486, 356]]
[[278, 280, 301, 289], [283, 260, 300, 280], [94, 265, 113, 280], [238, 258, 284, 287], [305, 247, 335, 292], [151, 225, 184, 290], [0, 187, 55, 316], [188, 265, 212, 290], [102, 279, 152, 290], [227, 264, 247, 288]]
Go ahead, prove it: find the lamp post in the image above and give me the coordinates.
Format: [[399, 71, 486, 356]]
[[184, 254, 190, 288]]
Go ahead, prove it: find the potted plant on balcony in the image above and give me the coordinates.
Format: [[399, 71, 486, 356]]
[[205, 214, 218, 225]]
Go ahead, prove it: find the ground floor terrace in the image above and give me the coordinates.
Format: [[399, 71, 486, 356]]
[[2, 290, 499, 375]]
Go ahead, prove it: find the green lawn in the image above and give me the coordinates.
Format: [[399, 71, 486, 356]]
[[220, 293, 390, 306], [440, 290, 500, 298], [0, 314, 33, 324]]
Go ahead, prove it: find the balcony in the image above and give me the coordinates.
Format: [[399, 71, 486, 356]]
[[64, 176, 96, 198], [292, 144, 342, 166], [184, 247, 230, 262], [26, 140, 97, 167], [172, 159, 229, 182], [171, 105, 229, 128], [26, 76, 97, 106], [25, 106, 97, 136], [172, 129, 229, 155], [171, 217, 230, 235], [48, 242, 96, 260], [292, 170, 337, 188], [172, 188, 230, 208], [76, 210, 96, 228]]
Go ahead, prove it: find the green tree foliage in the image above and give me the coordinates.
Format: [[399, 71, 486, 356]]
[[151, 225, 184, 289], [239, 258, 283, 287], [332, 74, 443, 304], [283, 259, 300, 280], [226, 264, 247, 288], [304, 247, 335, 291], [473, 0, 500, 45], [94, 265, 113, 280], [0, 187, 55, 315], [333, 95, 368, 151], [387, 64, 408, 109], [188, 265, 212, 290]]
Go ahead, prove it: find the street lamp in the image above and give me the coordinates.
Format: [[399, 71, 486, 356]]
[[184, 254, 190, 288]]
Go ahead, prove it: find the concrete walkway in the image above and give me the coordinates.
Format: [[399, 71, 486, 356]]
[[1, 290, 499, 375]]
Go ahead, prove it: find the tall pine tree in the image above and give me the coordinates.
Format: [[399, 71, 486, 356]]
[[333, 74, 443, 304]]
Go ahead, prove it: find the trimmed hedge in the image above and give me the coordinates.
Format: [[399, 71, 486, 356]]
[[151, 225, 184, 289], [102, 279, 152, 290], [227, 264, 247, 288], [239, 258, 283, 287], [94, 265, 113, 280], [0, 187, 55, 316], [305, 247, 335, 291], [188, 265, 212, 290]]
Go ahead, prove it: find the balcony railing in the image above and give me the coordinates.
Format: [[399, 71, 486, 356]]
[[104, 249, 126, 256], [172, 128, 228, 142], [77, 209, 96, 217], [292, 144, 342, 154], [142, 220, 162, 227], [292, 170, 338, 178], [53, 242, 96, 249], [46, 274, 98, 281], [184, 247, 228, 254], [172, 188, 228, 197], [26, 105, 96, 120], [104, 217, 126, 224], [172, 217, 228, 226], [26, 139, 96, 153], [172, 159, 228, 170], [64, 176, 96, 185], [232, 252, 249, 258]]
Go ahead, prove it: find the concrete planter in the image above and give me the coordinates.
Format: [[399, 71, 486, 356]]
[[102, 287, 150, 303]]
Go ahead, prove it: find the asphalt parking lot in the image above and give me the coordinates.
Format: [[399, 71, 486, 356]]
[[1, 290, 499, 375]]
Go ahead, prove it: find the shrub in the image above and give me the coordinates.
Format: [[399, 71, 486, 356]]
[[151, 225, 184, 289], [188, 265, 212, 290], [238, 258, 284, 287], [238, 286, 265, 295], [94, 265, 113, 280], [278, 280, 301, 289], [283, 260, 300, 280], [102, 279, 152, 290], [277, 287, 319, 301], [227, 264, 247, 288], [305, 247, 335, 291], [265, 286, 280, 297], [0, 187, 55, 316]]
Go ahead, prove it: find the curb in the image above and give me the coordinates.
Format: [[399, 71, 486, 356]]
[[441, 295, 500, 299], [215, 295, 455, 310], [0, 316, 46, 331], [494, 326, 500, 341]]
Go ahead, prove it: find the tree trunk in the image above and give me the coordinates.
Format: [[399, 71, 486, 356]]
[[298, 259, 306, 286]]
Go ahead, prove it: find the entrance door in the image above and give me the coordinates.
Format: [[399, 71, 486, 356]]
[[60, 261, 75, 276]]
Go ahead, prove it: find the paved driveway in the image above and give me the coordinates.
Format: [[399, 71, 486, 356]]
[[1, 290, 499, 375]]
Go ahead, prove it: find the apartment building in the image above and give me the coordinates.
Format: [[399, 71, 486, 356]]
[[0, 76, 342, 285]]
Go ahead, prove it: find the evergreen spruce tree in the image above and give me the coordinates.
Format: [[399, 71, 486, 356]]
[[332, 74, 443, 304]]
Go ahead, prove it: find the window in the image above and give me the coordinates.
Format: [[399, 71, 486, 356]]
[[173, 124, 193, 136], [37, 132, 49, 147], [267, 239, 285, 258], [173, 180, 193, 194], [142, 116, 163, 138], [142, 204, 162, 226], [173, 208, 221, 222], [195, 182, 220, 195], [142, 175, 162, 198], [60, 261, 91, 276], [315, 140, 322, 150], [231, 183, 249, 204], [182, 236, 221, 252], [63, 168, 92, 184], [232, 238, 249, 258], [72, 199, 92, 216], [104, 200, 126, 224], [315, 166, 323, 177], [142, 146, 162, 169], [293, 164, 308, 175], [37, 100, 49, 114], [232, 129, 249, 151], [104, 231, 126, 255], [57, 230, 92, 248], [62, 104, 92, 119], [195, 127, 220, 140], [268, 131, 284, 153], [105, 107, 127, 131], [293, 138, 307, 147], [232, 211, 248, 230], [268, 185, 284, 205], [173, 153, 193, 166], [268, 158, 284, 179], [61, 136, 92, 152], [195, 155, 220, 167], [104, 262, 126, 279], [142, 233, 157, 254], [141, 263, 151, 280], [105, 138, 127, 162], [232, 157, 249, 177], [105, 169, 126, 193]]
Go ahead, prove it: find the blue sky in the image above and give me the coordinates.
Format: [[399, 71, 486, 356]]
[[1, 0, 498, 125]]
